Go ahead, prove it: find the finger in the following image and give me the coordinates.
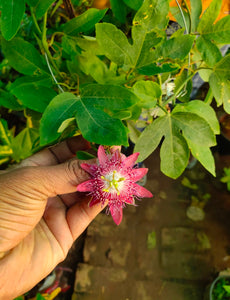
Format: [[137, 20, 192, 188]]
[[19, 136, 90, 167], [66, 199, 107, 240]]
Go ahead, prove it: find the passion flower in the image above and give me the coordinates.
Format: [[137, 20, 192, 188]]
[[77, 146, 153, 225]]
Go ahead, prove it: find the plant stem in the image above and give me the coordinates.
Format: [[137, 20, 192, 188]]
[[30, 7, 42, 36], [204, 88, 213, 105], [158, 74, 163, 106], [51, 0, 63, 17], [42, 12, 63, 77]]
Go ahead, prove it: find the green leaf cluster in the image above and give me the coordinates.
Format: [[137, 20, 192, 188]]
[[0, 0, 229, 179]]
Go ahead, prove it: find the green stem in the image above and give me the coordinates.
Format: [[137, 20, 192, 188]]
[[51, 0, 63, 17], [204, 88, 213, 105], [42, 12, 62, 77], [158, 74, 163, 106], [156, 104, 168, 115], [30, 7, 42, 36]]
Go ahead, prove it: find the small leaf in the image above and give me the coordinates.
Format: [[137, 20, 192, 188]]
[[186, 139, 216, 176], [190, 0, 202, 32], [201, 15, 230, 44], [96, 23, 132, 66], [172, 112, 216, 147], [0, 89, 23, 110], [63, 8, 107, 35], [162, 35, 195, 60], [0, 119, 11, 145], [81, 84, 139, 111], [132, 80, 161, 108], [1, 37, 47, 75], [123, 0, 143, 10], [173, 100, 220, 134], [1, 0, 26, 40], [133, 0, 169, 32], [10, 84, 57, 113], [76, 151, 96, 160], [110, 0, 127, 23], [40, 93, 79, 145], [29, 0, 56, 19], [161, 129, 189, 179], [213, 54, 230, 80], [147, 231, 156, 249], [11, 128, 39, 161], [134, 116, 167, 162], [197, 0, 222, 33], [75, 102, 128, 146], [137, 62, 179, 76], [196, 36, 222, 67]]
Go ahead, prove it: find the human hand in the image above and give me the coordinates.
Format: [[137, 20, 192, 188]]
[[0, 136, 105, 299]]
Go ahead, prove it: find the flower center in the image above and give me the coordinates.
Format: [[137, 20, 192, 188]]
[[101, 170, 125, 195]]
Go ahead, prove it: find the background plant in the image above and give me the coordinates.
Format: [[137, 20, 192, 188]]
[[0, 0, 229, 179]]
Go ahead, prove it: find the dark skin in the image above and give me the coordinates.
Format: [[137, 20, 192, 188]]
[[0, 136, 106, 299]]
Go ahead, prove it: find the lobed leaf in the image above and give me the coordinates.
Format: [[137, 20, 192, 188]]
[[196, 36, 222, 67], [197, 0, 222, 33]]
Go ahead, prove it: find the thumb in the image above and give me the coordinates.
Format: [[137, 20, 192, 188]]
[[37, 158, 94, 197]]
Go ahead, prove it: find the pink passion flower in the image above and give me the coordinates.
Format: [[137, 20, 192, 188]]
[[77, 146, 153, 225]]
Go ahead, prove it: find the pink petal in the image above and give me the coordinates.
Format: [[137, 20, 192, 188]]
[[89, 197, 101, 207], [98, 145, 108, 165], [123, 152, 139, 167], [110, 206, 123, 225], [80, 163, 97, 175], [77, 180, 94, 192], [133, 183, 153, 198], [132, 168, 148, 182], [124, 196, 135, 205]]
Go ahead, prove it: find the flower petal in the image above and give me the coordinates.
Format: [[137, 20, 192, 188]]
[[110, 206, 123, 225], [124, 196, 135, 205], [133, 183, 153, 198], [98, 145, 108, 165], [123, 152, 139, 167], [80, 163, 97, 175], [132, 168, 148, 182], [89, 197, 101, 207], [77, 180, 94, 192]]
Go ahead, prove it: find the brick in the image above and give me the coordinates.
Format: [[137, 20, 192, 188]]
[[161, 227, 211, 252]]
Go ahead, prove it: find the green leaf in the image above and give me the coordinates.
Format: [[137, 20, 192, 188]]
[[0, 119, 12, 145], [96, 23, 132, 66], [137, 62, 179, 76], [28, 0, 55, 19], [1, 37, 47, 75], [160, 128, 189, 179], [0, 89, 23, 110], [196, 36, 222, 67], [75, 103, 128, 146], [202, 15, 230, 44], [147, 231, 156, 249], [213, 54, 230, 80], [1, 0, 25, 40], [133, 0, 169, 31], [132, 80, 161, 108], [134, 116, 167, 162], [123, 0, 143, 10], [80, 84, 139, 111], [10, 84, 57, 113], [169, 7, 190, 31], [173, 100, 220, 134], [40, 93, 79, 145], [162, 35, 195, 60], [210, 74, 230, 114], [0, 145, 13, 157], [190, 0, 202, 32], [110, 0, 127, 23], [172, 112, 216, 147], [62, 8, 107, 35], [186, 139, 216, 176], [11, 128, 39, 161], [197, 0, 222, 33], [76, 151, 96, 160]]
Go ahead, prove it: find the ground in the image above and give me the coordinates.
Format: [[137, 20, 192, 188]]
[[53, 145, 230, 300]]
